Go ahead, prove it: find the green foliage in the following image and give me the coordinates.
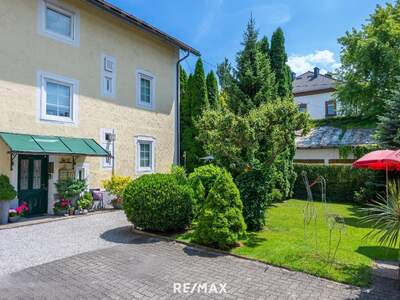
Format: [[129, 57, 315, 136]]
[[206, 71, 219, 108], [55, 178, 86, 200], [218, 17, 277, 115], [181, 59, 209, 171], [337, 1, 400, 117], [339, 144, 380, 159], [0, 175, 16, 201], [197, 100, 310, 176], [313, 116, 378, 130], [236, 168, 269, 231], [189, 164, 224, 197], [194, 171, 246, 249], [123, 174, 194, 232], [102, 176, 131, 200], [270, 27, 292, 98], [171, 165, 188, 185], [360, 180, 400, 248], [376, 87, 400, 149], [293, 164, 385, 204], [77, 192, 93, 209]]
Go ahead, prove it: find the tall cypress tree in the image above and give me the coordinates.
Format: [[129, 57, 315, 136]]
[[257, 35, 269, 57], [180, 67, 189, 159], [206, 71, 219, 108], [183, 58, 208, 171], [181, 74, 193, 167], [270, 27, 291, 98]]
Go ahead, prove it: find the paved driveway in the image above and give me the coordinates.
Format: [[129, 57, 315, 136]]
[[0, 211, 398, 299]]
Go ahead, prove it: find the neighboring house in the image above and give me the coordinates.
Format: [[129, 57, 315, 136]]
[[295, 126, 376, 164], [0, 0, 198, 215], [293, 67, 340, 120], [293, 68, 376, 164]]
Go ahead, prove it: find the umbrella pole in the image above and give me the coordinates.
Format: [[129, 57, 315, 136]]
[[386, 164, 388, 200]]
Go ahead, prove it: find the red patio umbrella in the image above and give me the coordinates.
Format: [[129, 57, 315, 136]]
[[352, 149, 400, 197]]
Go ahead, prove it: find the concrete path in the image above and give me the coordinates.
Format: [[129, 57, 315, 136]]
[[0, 210, 129, 275]]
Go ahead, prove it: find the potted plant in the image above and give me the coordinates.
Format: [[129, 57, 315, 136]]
[[0, 175, 17, 225], [102, 176, 131, 209], [8, 202, 29, 223], [76, 192, 93, 214], [53, 199, 70, 216]]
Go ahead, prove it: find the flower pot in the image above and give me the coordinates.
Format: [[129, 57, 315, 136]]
[[0, 200, 11, 225], [8, 215, 20, 223], [54, 210, 68, 216], [112, 203, 123, 209]]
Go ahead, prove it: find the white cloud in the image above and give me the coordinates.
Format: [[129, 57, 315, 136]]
[[288, 50, 340, 75]]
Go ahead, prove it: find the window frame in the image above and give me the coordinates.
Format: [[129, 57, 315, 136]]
[[136, 70, 156, 109], [38, 0, 80, 47], [298, 103, 307, 113], [101, 54, 116, 98], [135, 136, 155, 174], [325, 100, 337, 117], [100, 128, 115, 169], [37, 71, 79, 125]]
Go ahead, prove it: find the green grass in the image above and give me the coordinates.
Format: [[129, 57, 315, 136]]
[[176, 199, 397, 286]]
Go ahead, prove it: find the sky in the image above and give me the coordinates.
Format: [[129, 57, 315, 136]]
[[107, 0, 393, 75]]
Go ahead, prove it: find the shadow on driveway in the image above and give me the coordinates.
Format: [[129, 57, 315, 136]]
[[100, 226, 160, 245]]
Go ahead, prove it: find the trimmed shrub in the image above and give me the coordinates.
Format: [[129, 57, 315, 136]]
[[193, 170, 246, 249], [123, 174, 194, 232], [0, 175, 16, 201], [189, 164, 224, 197], [293, 164, 385, 204], [170, 165, 189, 185], [236, 168, 269, 231]]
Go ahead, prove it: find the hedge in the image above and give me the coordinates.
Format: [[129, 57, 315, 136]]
[[292, 164, 385, 204]]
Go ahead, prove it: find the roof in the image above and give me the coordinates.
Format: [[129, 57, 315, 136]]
[[293, 71, 337, 95], [0, 132, 110, 157], [86, 0, 200, 56], [296, 126, 376, 149]]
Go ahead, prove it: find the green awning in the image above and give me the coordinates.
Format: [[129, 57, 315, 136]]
[[0, 132, 110, 157]]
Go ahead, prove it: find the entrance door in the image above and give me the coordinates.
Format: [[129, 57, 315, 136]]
[[18, 155, 48, 216]]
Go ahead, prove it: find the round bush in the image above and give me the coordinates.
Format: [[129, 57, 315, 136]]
[[189, 164, 224, 205], [123, 174, 194, 232]]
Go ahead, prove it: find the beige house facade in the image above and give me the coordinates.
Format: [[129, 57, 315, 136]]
[[0, 0, 198, 215]]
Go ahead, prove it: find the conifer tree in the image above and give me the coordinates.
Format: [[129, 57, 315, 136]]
[[206, 71, 219, 108], [376, 87, 400, 149], [270, 27, 292, 98], [179, 67, 189, 158]]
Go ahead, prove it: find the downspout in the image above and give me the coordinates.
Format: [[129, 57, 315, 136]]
[[176, 50, 190, 165]]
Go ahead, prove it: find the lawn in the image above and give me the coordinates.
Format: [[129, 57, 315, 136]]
[[176, 199, 398, 286]]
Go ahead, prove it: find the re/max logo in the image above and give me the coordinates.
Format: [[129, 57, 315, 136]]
[[173, 282, 227, 294]]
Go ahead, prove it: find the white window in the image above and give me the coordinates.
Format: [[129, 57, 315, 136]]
[[135, 136, 155, 173], [101, 55, 116, 98], [38, 0, 80, 47], [37, 71, 79, 124], [136, 70, 155, 109], [101, 129, 115, 169]]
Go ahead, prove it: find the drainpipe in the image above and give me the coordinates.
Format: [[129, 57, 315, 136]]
[[176, 50, 190, 165]]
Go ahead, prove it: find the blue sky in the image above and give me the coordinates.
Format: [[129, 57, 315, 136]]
[[107, 0, 392, 75]]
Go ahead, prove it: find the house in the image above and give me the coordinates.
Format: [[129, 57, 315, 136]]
[[0, 0, 199, 215], [293, 68, 375, 164], [293, 67, 339, 119]]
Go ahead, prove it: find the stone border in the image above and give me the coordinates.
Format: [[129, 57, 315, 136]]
[[0, 209, 117, 231]]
